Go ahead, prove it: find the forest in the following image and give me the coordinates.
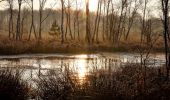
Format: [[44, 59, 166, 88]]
[[0, 0, 165, 54], [0, 0, 170, 100]]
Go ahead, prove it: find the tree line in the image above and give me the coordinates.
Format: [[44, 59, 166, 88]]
[[0, 0, 162, 43]]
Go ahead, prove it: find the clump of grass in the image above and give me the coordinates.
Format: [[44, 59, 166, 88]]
[[0, 70, 29, 100], [37, 71, 73, 100]]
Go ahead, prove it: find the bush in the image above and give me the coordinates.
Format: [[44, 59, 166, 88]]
[[0, 70, 29, 100], [37, 71, 73, 100]]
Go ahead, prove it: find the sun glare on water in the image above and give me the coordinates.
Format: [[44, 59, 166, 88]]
[[75, 55, 88, 84], [77, 59, 87, 79], [75, 54, 88, 59]]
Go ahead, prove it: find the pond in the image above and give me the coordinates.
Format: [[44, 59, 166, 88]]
[[0, 52, 166, 85]]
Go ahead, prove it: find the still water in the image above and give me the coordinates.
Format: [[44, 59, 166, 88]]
[[0, 53, 166, 84]]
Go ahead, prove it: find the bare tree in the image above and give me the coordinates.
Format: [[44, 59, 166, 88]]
[[138, 0, 148, 77], [106, 0, 111, 40], [161, 0, 170, 78], [16, 0, 23, 40], [21, 8, 29, 39], [116, 0, 127, 44], [85, 0, 91, 44], [60, 0, 64, 44], [28, 0, 37, 40], [65, 0, 73, 40], [125, 0, 139, 40], [101, 0, 107, 41], [92, 0, 102, 43], [140, 0, 148, 44], [7, 0, 14, 39], [73, 0, 80, 40], [109, 0, 118, 43], [39, 0, 47, 40]]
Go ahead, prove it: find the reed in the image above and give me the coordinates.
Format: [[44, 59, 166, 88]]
[[0, 69, 29, 100]]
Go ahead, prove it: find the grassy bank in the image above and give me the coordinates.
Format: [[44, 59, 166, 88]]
[[0, 36, 165, 55], [0, 65, 170, 100]]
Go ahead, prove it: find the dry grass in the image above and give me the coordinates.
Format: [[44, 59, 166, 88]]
[[0, 33, 165, 55], [36, 71, 73, 100], [0, 69, 29, 100], [35, 65, 170, 100], [0, 65, 169, 100]]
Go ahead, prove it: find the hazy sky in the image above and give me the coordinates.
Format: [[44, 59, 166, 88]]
[[0, 0, 99, 11], [35, 0, 98, 11], [0, 0, 160, 17]]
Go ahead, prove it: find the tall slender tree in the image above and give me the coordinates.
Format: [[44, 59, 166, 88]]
[[65, 0, 73, 40], [39, 0, 47, 40], [60, 0, 65, 44], [125, 0, 139, 40], [161, 0, 170, 78], [106, 0, 111, 40], [28, 0, 37, 40], [116, 0, 127, 44], [85, 0, 91, 44], [92, 0, 102, 43], [7, 0, 14, 39], [102, 0, 106, 41], [21, 8, 29, 39], [73, 0, 80, 40], [16, 0, 23, 40]]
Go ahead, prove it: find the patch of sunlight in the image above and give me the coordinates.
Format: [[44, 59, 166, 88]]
[[76, 59, 87, 84], [75, 54, 88, 59]]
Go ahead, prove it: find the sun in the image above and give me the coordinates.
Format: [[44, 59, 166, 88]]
[[84, 0, 98, 11], [89, 0, 98, 11]]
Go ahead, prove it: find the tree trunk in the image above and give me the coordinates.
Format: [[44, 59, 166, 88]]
[[16, 0, 22, 40], [85, 0, 91, 44], [28, 0, 37, 40]]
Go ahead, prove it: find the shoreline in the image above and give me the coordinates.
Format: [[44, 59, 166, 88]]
[[0, 47, 165, 55], [0, 38, 165, 55]]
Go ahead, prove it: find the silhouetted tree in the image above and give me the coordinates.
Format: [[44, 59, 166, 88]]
[[39, 0, 47, 40], [60, 0, 65, 44], [28, 0, 37, 40], [85, 0, 91, 44], [7, 0, 14, 39], [161, 0, 170, 79], [16, 0, 23, 40]]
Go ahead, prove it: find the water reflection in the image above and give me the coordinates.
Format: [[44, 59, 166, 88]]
[[76, 59, 87, 83], [75, 55, 89, 59], [0, 53, 166, 85]]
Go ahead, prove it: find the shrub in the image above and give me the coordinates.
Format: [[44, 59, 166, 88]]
[[0, 70, 29, 100], [37, 71, 73, 100]]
